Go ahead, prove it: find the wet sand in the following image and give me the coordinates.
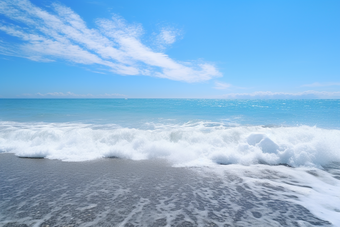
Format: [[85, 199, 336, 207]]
[[0, 154, 331, 227]]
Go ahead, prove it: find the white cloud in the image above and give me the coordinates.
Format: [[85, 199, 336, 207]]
[[301, 82, 340, 87], [158, 28, 177, 45], [0, 0, 221, 82], [214, 81, 231, 90], [21, 92, 127, 98], [222, 91, 340, 99]]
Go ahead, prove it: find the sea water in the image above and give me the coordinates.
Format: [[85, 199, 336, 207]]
[[1, 99, 339, 164], [0, 99, 340, 226]]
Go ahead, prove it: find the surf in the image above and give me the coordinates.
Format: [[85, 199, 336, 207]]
[[1, 121, 339, 168]]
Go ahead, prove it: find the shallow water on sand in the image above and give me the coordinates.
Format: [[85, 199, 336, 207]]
[[1, 154, 339, 227]]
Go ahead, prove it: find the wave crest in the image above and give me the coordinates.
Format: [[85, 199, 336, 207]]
[[0, 121, 339, 167]]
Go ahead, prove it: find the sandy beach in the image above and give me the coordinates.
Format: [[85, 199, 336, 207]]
[[0, 153, 333, 226]]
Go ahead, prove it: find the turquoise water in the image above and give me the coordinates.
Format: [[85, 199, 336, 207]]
[[0, 99, 340, 166], [1, 99, 339, 128]]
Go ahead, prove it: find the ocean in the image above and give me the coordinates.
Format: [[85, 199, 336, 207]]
[[0, 99, 340, 226]]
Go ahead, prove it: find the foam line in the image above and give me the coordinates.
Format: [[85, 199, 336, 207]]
[[0, 121, 339, 167]]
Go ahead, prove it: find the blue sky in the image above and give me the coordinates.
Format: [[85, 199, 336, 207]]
[[0, 0, 339, 98]]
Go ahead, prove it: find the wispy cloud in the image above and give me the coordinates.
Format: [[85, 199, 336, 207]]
[[301, 82, 340, 87], [157, 28, 178, 46], [214, 81, 231, 90], [20, 92, 127, 98], [0, 0, 221, 82], [222, 91, 340, 99]]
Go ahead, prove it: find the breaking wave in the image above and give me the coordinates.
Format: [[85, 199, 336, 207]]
[[0, 121, 339, 167]]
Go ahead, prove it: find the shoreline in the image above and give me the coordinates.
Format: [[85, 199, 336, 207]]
[[1, 153, 335, 226]]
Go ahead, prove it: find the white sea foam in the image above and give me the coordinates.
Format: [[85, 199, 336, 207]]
[[203, 165, 340, 226], [0, 121, 340, 167]]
